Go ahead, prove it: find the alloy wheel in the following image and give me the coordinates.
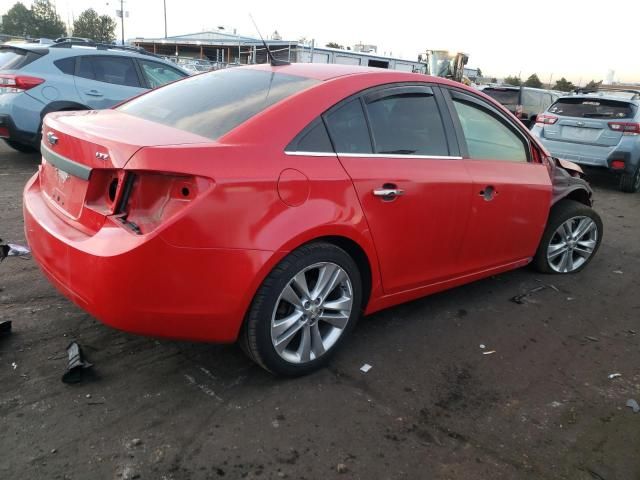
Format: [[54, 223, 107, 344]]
[[546, 216, 598, 273], [270, 262, 353, 364]]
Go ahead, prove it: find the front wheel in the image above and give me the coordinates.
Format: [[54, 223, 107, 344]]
[[532, 199, 603, 274], [241, 242, 362, 376]]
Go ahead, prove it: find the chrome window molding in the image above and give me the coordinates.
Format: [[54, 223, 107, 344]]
[[284, 150, 462, 160]]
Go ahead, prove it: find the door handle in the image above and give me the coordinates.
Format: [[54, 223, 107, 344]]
[[84, 90, 103, 97], [479, 185, 497, 201], [373, 184, 405, 201]]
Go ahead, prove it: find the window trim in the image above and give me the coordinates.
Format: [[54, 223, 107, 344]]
[[284, 82, 461, 159], [443, 87, 533, 163], [75, 55, 144, 88]]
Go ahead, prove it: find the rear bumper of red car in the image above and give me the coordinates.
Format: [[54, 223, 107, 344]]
[[23, 173, 272, 343]]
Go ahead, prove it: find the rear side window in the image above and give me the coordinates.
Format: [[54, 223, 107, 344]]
[[549, 98, 635, 119], [54, 57, 75, 75], [138, 59, 186, 88], [324, 99, 372, 154], [77, 56, 141, 87], [0, 47, 42, 70], [365, 92, 448, 155], [286, 119, 334, 153], [119, 68, 318, 141], [483, 88, 519, 106], [453, 99, 528, 162]]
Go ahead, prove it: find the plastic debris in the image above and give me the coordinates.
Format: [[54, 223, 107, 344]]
[[482, 350, 496, 355], [360, 363, 372, 373], [11, 362, 17, 370], [511, 285, 547, 304], [613, 270, 623, 274], [0, 320, 11, 337], [608, 373, 622, 379], [626, 399, 640, 413], [584, 336, 599, 342], [0, 239, 30, 262], [479, 344, 486, 349], [61, 341, 94, 384]]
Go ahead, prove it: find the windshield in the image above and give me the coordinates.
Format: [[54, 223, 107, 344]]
[[483, 88, 519, 106], [549, 98, 635, 119], [118, 68, 318, 140]]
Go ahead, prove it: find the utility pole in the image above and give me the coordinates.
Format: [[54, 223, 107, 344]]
[[163, 0, 167, 38], [120, 0, 124, 45]]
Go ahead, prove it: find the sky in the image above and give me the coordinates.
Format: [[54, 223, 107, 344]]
[[2, 0, 639, 84]]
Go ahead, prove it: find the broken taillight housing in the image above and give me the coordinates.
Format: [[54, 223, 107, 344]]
[[608, 122, 640, 135], [536, 114, 558, 125]]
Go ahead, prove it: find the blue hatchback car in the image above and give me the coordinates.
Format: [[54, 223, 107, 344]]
[[0, 39, 188, 152], [532, 91, 640, 193]]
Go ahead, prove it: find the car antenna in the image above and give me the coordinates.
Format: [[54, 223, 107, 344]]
[[249, 14, 290, 67]]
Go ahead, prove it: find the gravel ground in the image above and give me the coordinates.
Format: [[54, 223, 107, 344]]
[[1, 141, 639, 480]]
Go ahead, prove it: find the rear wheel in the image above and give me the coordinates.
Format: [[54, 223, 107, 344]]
[[619, 166, 640, 193], [532, 199, 603, 274], [241, 242, 362, 376], [4, 139, 37, 153]]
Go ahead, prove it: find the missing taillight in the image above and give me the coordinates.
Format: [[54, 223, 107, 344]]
[[181, 187, 190, 197]]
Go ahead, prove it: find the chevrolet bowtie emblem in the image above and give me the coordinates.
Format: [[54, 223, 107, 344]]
[[47, 132, 58, 145]]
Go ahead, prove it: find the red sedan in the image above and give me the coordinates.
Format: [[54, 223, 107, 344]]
[[23, 64, 603, 375]]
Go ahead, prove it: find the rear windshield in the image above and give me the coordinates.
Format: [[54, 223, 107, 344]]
[[118, 68, 319, 140], [0, 47, 43, 70], [549, 98, 635, 119], [483, 88, 519, 106]]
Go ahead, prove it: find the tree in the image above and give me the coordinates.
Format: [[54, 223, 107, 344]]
[[503, 75, 521, 86], [585, 79, 602, 90], [476, 68, 483, 78], [31, 0, 66, 38], [1, 2, 35, 36], [524, 73, 542, 88], [72, 8, 117, 43], [325, 42, 344, 49], [553, 77, 575, 92]]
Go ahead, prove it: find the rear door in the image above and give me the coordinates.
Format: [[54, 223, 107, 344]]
[[443, 88, 552, 272], [325, 85, 475, 294], [73, 55, 146, 109], [542, 97, 634, 147]]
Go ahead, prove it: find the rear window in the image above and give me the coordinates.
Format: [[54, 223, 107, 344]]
[[0, 47, 43, 70], [118, 68, 318, 140], [549, 98, 635, 119], [483, 88, 519, 106]]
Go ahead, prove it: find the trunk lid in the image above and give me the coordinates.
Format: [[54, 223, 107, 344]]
[[39, 110, 210, 227]]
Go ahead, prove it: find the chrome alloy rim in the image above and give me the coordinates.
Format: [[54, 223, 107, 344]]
[[547, 216, 598, 273], [270, 262, 353, 364]]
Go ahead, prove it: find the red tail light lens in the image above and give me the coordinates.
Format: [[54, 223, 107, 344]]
[[0, 126, 9, 138], [608, 122, 640, 135], [0, 74, 45, 93], [611, 160, 626, 170], [536, 114, 558, 125]]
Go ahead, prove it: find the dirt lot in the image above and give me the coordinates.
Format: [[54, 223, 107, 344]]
[[0, 141, 639, 480]]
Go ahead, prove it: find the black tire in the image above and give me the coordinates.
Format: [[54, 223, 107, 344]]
[[619, 166, 640, 193], [4, 139, 37, 153], [241, 242, 362, 376], [532, 199, 603, 274]]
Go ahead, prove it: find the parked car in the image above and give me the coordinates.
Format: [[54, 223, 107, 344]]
[[23, 64, 603, 376], [481, 85, 560, 128], [532, 91, 640, 192], [0, 40, 188, 152]]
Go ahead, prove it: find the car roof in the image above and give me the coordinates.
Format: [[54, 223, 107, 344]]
[[557, 93, 639, 106], [3, 41, 162, 60]]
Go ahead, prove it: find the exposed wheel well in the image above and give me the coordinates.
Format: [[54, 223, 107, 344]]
[[563, 188, 591, 206], [310, 236, 373, 312]]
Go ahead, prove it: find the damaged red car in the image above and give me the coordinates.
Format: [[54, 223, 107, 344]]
[[23, 64, 603, 376]]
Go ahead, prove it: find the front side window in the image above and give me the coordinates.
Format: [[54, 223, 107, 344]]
[[77, 56, 141, 87], [453, 99, 528, 162], [138, 59, 186, 88], [324, 99, 372, 154], [365, 93, 448, 156], [119, 69, 318, 140]]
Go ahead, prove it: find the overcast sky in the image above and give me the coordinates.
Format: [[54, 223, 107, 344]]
[[4, 0, 639, 83]]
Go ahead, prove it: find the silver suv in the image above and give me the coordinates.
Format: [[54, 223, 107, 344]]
[[532, 91, 640, 192]]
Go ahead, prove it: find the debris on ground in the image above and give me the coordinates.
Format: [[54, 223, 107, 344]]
[[608, 373, 622, 379], [0, 239, 31, 262], [627, 329, 637, 336], [479, 344, 486, 349], [11, 362, 17, 370], [360, 363, 372, 373], [613, 270, 623, 274], [61, 341, 94, 384], [626, 399, 640, 413], [510, 285, 547, 304], [0, 320, 11, 337], [483, 350, 496, 355], [336, 463, 348, 474], [584, 336, 599, 342]]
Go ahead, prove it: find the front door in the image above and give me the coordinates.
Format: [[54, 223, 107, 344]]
[[444, 89, 552, 273], [324, 86, 475, 294]]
